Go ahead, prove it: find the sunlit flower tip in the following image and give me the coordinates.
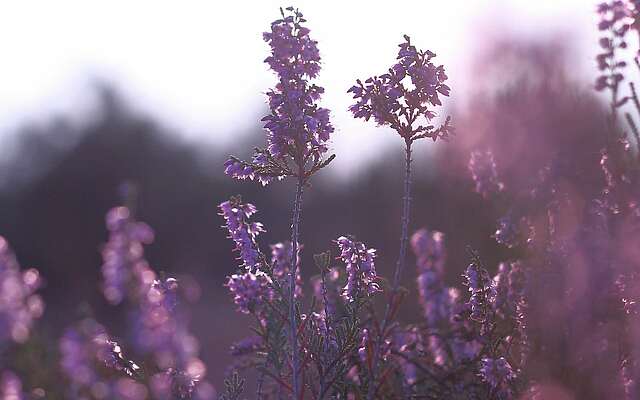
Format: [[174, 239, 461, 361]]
[[349, 36, 452, 141], [464, 262, 496, 323], [219, 198, 265, 269], [336, 236, 379, 301], [101, 206, 154, 305], [224, 8, 333, 184]]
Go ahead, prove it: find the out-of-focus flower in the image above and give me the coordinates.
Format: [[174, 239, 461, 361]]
[[225, 8, 334, 184], [271, 241, 302, 298], [335, 236, 379, 302], [219, 197, 265, 270], [133, 277, 197, 369], [0, 370, 24, 400], [411, 229, 450, 326], [0, 236, 44, 345], [469, 150, 504, 199], [101, 206, 154, 305], [59, 318, 134, 399], [348, 35, 453, 141]]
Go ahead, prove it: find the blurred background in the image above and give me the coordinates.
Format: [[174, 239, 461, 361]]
[[0, 0, 630, 396]]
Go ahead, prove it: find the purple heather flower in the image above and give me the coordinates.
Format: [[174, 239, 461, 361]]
[[225, 8, 334, 184], [469, 150, 504, 199], [493, 214, 534, 249], [335, 236, 380, 302], [0, 370, 24, 400], [271, 241, 302, 298], [348, 35, 453, 141], [101, 206, 155, 305], [59, 318, 135, 399], [0, 236, 44, 345], [226, 270, 273, 314], [463, 262, 496, 324], [131, 276, 208, 389], [410, 229, 451, 326], [219, 198, 266, 270], [479, 357, 515, 398], [411, 229, 446, 274]]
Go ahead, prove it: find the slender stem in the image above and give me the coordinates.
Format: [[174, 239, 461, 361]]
[[366, 139, 413, 400], [290, 177, 305, 399], [318, 268, 331, 399], [394, 139, 413, 288]]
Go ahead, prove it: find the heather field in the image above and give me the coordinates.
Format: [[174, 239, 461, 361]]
[[1, 2, 640, 399]]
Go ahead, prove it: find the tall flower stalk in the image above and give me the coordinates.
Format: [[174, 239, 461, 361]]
[[224, 7, 334, 398], [348, 35, 453, 398]]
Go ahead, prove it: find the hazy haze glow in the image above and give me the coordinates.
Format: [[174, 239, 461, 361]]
[[0, 0, 600, 174]]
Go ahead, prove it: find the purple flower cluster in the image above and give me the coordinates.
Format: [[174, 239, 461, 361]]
[[60, 318, 142, 399], [0, 236, 44, 345], [410, 229, 481, 367], [596, 1, 638, 96], [479, 357, 515, 398], [463, 261, 497, 324], [335, 236, 379, 302], [225, 270, 273, 315], [219, 198, 265, 270], [411, 229, 451, 326], [262, 8, 333, 159], [98, 207, 210, 392], [101, 206, 154, 305], [225, 7, 334, 185], [348, 35, 453, 141], [469, 150, 504, 199]]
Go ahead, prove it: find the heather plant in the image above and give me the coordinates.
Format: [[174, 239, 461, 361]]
[[57, 205, 214, 400], [6, 3, 640, 400], [223, 8, 335, 397], [348, 33, 454, 400]]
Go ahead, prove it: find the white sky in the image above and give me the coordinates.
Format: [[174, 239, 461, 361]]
[[0, 0, 602, 175]]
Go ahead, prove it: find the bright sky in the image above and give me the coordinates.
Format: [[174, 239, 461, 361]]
[[0, 0, 601, 175]]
